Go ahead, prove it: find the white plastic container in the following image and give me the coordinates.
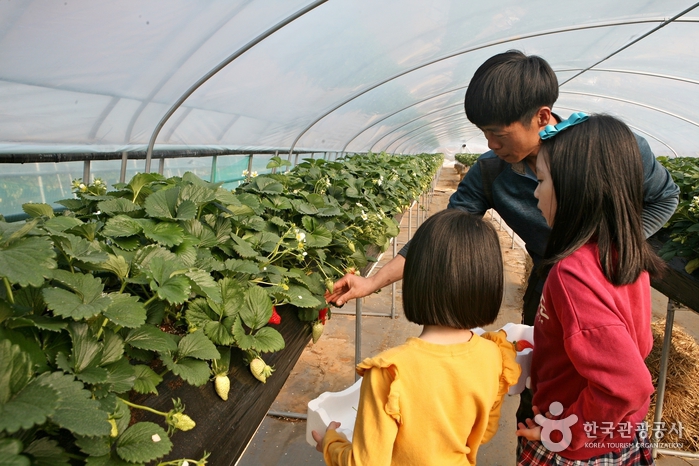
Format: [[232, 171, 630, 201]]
[[306, 378, 362, 446], [306, 323, 534, 446], [499, 323, 534, 395]]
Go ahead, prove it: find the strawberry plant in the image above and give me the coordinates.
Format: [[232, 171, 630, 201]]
[[657, 156, 699, 274], [454, 153, 480, 167], [0, 151, 442, 464]]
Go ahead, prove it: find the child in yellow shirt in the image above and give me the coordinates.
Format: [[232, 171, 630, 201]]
[[312, 209, 521, 465]]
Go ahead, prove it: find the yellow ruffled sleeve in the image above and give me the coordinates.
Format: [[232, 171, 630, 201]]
[[479, 330, 521, 443], [322, 358, 399, 466]]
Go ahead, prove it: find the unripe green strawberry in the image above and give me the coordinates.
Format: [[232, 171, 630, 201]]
[[312, 320, 324, 344], [250, 357, 274, 383], [215, 374, 230, 401], [170, 412, 196, 431], [325, 278, 334, 294]]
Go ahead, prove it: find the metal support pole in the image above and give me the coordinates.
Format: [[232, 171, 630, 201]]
[[119, 151, 128, 184], [158, 157, 165, 175], [247, 154, 254, 175], [355, 298, 362, 381], [83, 160, 91, 185], [652, 300, 676, 459], [272, 150, 278, 174], [391, 238, 397, 319], [210, 155, 218, 183]]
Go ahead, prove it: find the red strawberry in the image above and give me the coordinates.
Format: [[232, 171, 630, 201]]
[[515, 340, 534, 352], [268, 306, 281, 325], [318, 307, 329, 325]]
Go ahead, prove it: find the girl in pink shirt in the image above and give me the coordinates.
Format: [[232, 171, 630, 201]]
[[516, 114, 665, 464]]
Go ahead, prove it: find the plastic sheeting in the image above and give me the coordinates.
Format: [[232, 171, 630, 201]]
[[0, 0, 698, 158]]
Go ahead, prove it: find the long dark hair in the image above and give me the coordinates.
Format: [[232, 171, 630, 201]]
[[540, 114, 664, 285], [403, 209, 503, 329]]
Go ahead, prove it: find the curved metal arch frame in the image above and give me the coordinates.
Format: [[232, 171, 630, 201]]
[[369, 105, 465, 153], [390, 102, 683, 156], [288, 14, 696, 154], [143, 0, 328, 173], [380, 111, 468, 153], [396, 126, 481, 155], [346, 65, 699, 155], [559, 2, 699, 86], [559, 90, 699, 128], [393, 119, 481, 154], [340, 86, 468, 154], [551, 104, 680, 157]]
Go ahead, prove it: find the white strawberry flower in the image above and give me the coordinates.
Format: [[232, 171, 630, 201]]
[[251, 171, 258, 177], [361, 210, 368, 221], [295, 230, 306, 242], [242, 169, 249, 176], [690, 195, 699, 215]]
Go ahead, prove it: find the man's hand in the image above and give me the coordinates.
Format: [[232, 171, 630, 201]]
[[325, 255, 406, 306], [324, 274, 376, 307]]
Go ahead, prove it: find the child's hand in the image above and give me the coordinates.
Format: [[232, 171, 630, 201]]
[[312, 421, 341, 452], [515, 405, 545, 441]]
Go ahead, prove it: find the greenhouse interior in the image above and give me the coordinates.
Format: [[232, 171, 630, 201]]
[[1, 1, 698, 465]]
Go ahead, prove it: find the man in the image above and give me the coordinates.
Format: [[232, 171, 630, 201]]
[[325, 50, 679, 420]]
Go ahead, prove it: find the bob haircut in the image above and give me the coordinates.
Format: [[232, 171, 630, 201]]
[[403, 209, 503, 329], [464, 50, 558, 127], [540, 114, 665, 285]]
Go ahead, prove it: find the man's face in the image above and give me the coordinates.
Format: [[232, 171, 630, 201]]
[[478, 116, 542, 164]]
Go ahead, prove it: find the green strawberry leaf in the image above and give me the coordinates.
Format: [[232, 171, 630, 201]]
[[203, 320, 236, 346], [23, 437, 71, 466], [225, 258, 260, 275], [100, 330, 125, 366], [39, 371, 111, 436], [103, 358, 136, 394], [43, 270, 112, 320], [240, 285, 273, 330], [54, 234, 109, 264], [251, 327, 285, 353], [125, 325, 178, 353], [160, 353, 210, 386], [0, 340, 35, 404], [176, 330, 219, 360], [141, 220, 184, 247], [116, 422, 172, 463], [75, 434, 112, 457], [43, 216, 83, 233], [182, 219, 218, 248], [230, 233, 259, 259], [232, 316, 255, 351], [102, 215, 143, 237], [179, 183, 217, 207], [103, 293, 147, 328], [185, 269, 221, 303], [67, 322, 103, 373], [0, 371, 59, 434], [131, 365, 162, 395], [0, 438, 29, 466], [143, 186, 179, 219], [97, 198, 143, 216], [146, 257, 191, 305], [22, 203, 55, 218], [0, 235, 56, 287], [285, 284, 322, 308]]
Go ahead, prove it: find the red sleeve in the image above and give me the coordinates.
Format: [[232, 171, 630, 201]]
[[546, 266, 654, 451]]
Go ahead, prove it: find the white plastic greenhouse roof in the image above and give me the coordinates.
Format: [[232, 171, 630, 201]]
[[1, 0, 698, 160]]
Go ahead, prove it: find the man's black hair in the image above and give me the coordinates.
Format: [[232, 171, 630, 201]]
[[465, 50, 558, 127]]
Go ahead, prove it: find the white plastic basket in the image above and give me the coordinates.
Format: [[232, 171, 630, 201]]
[[306, 378, 362, 446], [306, 323, 533, 446]]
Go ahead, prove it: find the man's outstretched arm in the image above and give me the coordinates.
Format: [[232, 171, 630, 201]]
[[325, 254, 406, 307]]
